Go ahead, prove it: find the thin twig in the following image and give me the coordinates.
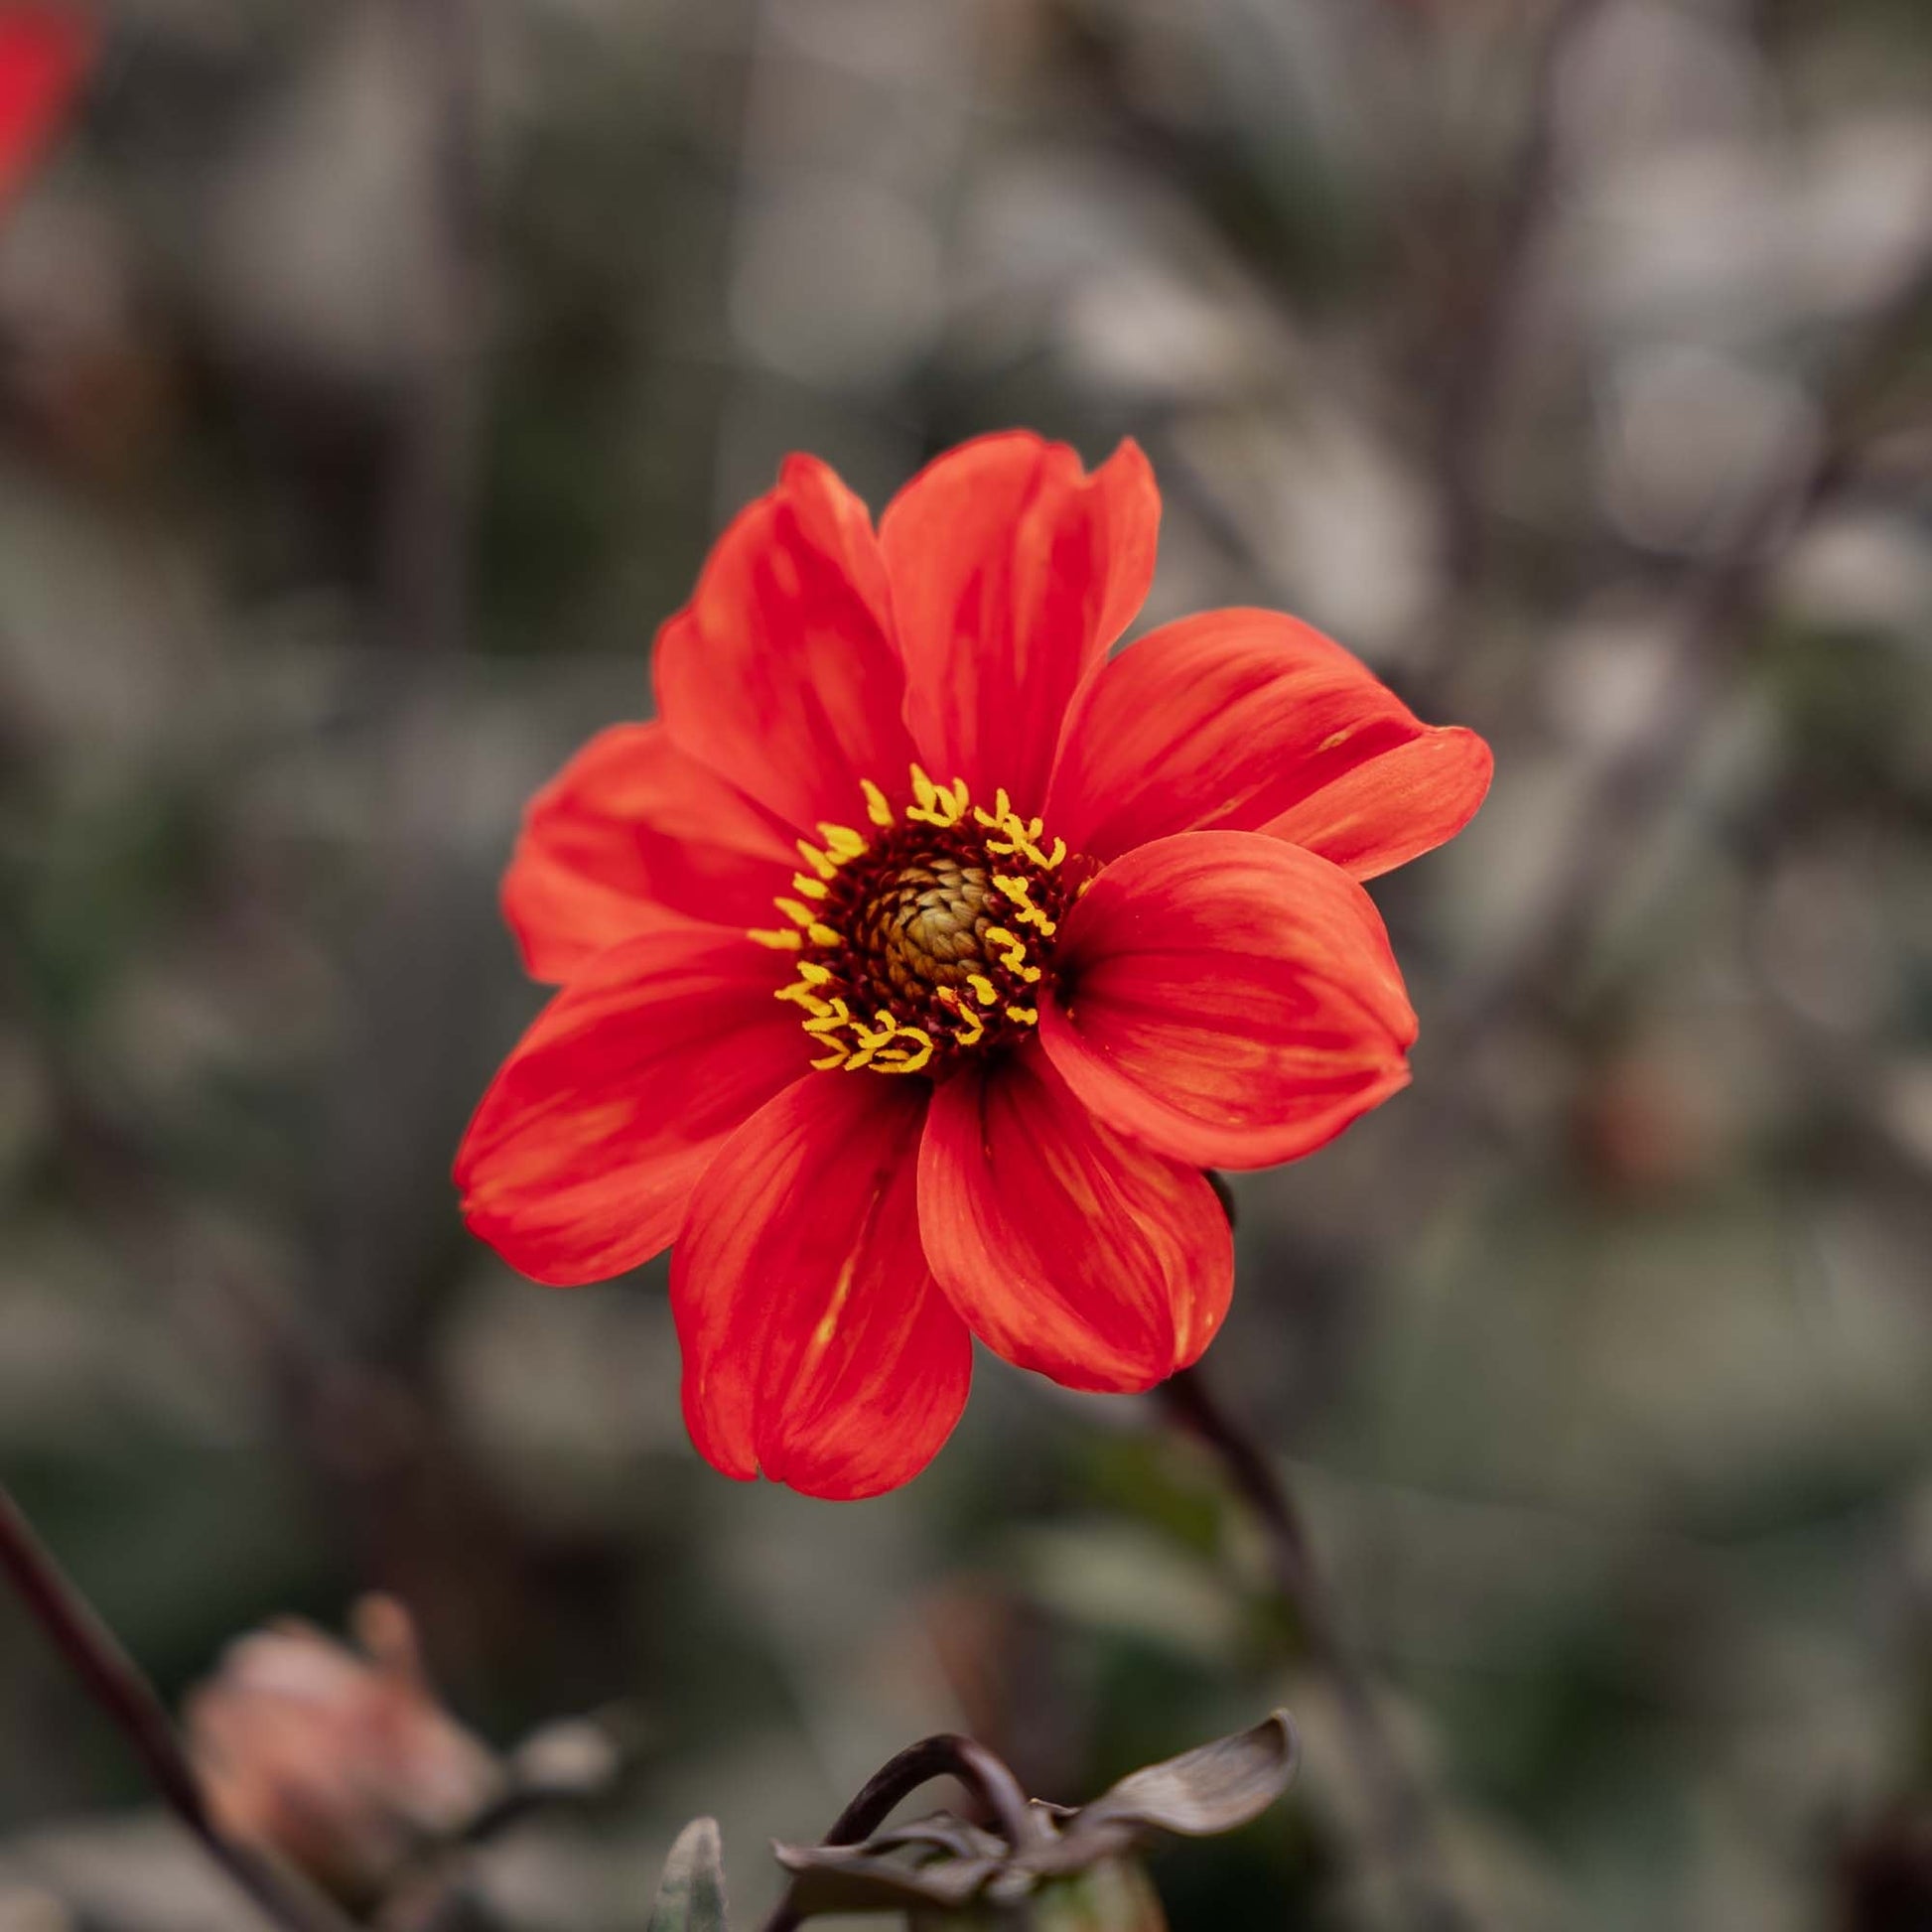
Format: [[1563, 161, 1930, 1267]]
[[1445, 239, 1932, 1058], [1158, 1368, 1468, 1932], [0, 1481, 363, 1932], [1413, 0, 1613, 713], [385, 0, 483, 659], [759, 1732, 1040, 1932]]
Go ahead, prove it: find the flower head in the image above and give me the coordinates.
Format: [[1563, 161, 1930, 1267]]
[[0, 7, 94, 210], [456, 434, 1491, 1499]]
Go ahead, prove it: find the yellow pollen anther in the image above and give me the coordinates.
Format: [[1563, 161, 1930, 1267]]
[[806, 922, 843, 948], [905, 763, 970, 829], [966, 973, 999, 1009], [777, 980, 834, 1015], [749, 927, 803, 950], [983, 925, 1035, 975], [861, 779, 896, 827], [1004, 1005, 1038, 1026], [791, 874, 830, 899], [976, 789, 1066, 869], [840, 1010, 903, 1071], [872, 1024, 934, 1073], [818, 821, 867, 859], [796, 839, 837, 881], [776, 897, 817, 928], [937, 989, 987, 1048], [992, 874, 1057, 934]]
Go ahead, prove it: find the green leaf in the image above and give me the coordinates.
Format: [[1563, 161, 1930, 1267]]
[[648, 1817, 730, 1932], [771, 1839, 1004, 1916], [1062, 1712, 1300, 1844]]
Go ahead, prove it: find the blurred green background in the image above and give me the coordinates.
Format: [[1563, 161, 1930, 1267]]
[[4, 0, 1932, 1927]]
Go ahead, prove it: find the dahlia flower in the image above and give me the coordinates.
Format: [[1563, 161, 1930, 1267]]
[[458, 434, 1490, 1498]]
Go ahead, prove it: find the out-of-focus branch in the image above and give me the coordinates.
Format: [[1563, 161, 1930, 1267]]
[[385, 0, 483, 658], [1445, 241, 1932, 1058], [758, 1732, 1040, 1932], [0, 1482, 363, 1932], [1345, 241, 1932, 1275], [375, 1710, 644, 1932], [1413, 0, 1613, 710], [1158, 1367, 1469, 1932]]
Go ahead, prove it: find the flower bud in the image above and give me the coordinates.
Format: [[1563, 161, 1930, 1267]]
[[185, 1596, 503, 1909]]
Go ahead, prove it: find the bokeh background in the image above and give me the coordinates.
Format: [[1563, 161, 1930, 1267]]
[[5, 0, 1932, 1927]]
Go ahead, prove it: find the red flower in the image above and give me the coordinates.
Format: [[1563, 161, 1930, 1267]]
[[457, 435, 1490, 1499], [0, 6, 93, 209]]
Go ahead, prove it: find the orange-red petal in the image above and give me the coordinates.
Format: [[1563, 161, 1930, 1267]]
[[883, 432, 1159, 818], [672, 1073, 970, 1500], [653, 455, 912, 834], [919, 1048, 1232, 1394], [0, 8, 93, 207], [1040, 831, 1417, 1170], [502, 722, 797, 984], [1049, 609, 1492, 879], [455, 927, 803, 1285]]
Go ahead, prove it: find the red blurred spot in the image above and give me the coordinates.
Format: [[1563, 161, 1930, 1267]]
[[0, 7, 95, 209]]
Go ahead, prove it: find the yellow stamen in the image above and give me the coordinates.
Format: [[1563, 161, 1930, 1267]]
[[861, 778, 896, 828], [749, 927, 803, 950], [841, 1011, 895, 1071], [776, 897, 817, 928], [791, 874, 830, 899], [1004, 1005, 1038, 1026], [991, 874, 1056, 935], [966, 973, 998, 1009], [983, 925, 1035, 976], [818, 821, 867, 859], [872, 1025, 934, 1074], [796, 839, 837, 881], [905, 762, 967, 828], [977, 788, 1066, 869], [806, 921, 843, 948], [777, 982, 833, 1016]]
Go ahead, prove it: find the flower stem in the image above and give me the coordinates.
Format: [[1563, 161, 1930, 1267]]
[[1157, 1366, 1469, 1932], [0, 1480, 362, 1932], [759, 1731, 1038, 1932]]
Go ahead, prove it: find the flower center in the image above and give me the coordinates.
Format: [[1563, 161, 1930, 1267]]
[[750, 765, 1082, 1074]]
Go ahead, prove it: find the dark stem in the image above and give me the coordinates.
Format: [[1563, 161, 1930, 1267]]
[[385, 0, 482, 658], [759, 1732, 1039, 1932], [1157, 1367, 1468, 1932], [0, 1482, 363, 1932]]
